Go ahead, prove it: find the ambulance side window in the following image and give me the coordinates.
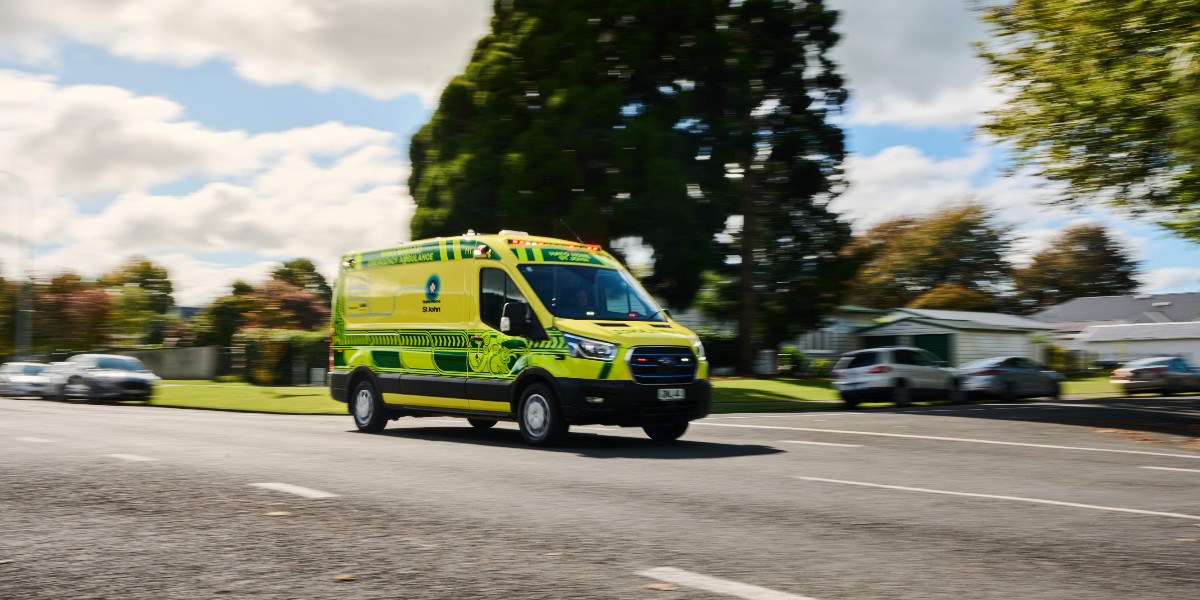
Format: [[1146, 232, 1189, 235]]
[[480, 268, 528, 331]]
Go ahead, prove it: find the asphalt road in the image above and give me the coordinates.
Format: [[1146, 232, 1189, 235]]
[[1, 395, 1198, 599]]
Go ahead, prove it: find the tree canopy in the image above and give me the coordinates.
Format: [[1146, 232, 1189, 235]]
[[1013, 223, 1140, 312], [978, 0, 1200, 238], [410, 0, 851, 370], [846, 203, 1014, 310]]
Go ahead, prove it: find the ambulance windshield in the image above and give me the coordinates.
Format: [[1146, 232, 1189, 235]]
[[518, 264, 666, 322]]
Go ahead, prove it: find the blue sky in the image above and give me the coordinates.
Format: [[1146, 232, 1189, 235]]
[[1, 0, 1198, 306]]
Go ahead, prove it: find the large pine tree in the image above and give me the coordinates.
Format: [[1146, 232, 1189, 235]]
[[410, 0, 851, 372]]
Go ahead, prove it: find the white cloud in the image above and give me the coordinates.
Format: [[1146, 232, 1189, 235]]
[[0, 72, 414, 305], [829, 0, 998, 128], [0, 0, 492, 101], [833, 144, 1076, 230], [1141, 268, 1200, 294]]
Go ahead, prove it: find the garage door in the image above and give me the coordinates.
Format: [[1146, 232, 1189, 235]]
[[913, 334, 952, 362]]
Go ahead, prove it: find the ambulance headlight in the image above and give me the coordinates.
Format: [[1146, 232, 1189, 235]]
[[563, 333, 616, 362], [692, 339, 707, 361]]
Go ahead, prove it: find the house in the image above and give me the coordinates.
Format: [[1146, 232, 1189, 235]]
[[795, 306, 1054, 365], [1071, 322, 1200, 364], [856, 308, 1056, 365], [1030, 292, 1200, 344], [793, 305, 887, 358]]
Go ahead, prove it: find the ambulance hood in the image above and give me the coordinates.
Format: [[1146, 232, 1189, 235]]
[[555, 319, 698, 348]]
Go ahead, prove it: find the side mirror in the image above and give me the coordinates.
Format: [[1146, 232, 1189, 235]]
[[501, 302, 531, 337]]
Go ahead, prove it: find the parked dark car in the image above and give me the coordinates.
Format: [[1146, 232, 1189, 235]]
[[60, 354, 160, 402], [1110, 356, 1200, 396], [956, 356, 1063, 400]]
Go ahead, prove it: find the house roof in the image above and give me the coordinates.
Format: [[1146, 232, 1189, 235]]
[[1076, 321, 1200, 343], [859, 316, 1043, 335], [1031, 292, 1200, 325], [891, 308, 1056, 330]]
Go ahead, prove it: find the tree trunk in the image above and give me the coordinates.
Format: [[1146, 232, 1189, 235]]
[[736, 176, 757, 375]]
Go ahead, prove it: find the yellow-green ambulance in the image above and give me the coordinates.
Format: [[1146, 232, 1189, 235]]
[[329, 231, 711, 445]]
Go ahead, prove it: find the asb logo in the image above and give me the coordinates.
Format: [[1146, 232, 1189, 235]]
[[425, 274, 441, 302]]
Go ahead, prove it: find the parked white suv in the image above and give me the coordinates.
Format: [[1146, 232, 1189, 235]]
[[832, 347, 962, 408]]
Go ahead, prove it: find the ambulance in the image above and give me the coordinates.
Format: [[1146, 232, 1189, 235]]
[[328, 231, 711, 446]]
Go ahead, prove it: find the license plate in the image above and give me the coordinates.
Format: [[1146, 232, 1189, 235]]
[[657, 388, 685, 400]]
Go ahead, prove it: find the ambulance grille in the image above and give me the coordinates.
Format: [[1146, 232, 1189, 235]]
[[628, 346, 697, 385]]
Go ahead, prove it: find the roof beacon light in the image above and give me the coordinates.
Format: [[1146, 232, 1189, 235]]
[[473, 245, 492, 258]]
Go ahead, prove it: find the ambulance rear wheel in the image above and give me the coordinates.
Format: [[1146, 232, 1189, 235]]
[[643, 422, 688, 441], [351, 379, 387, 433], [518, 383, 567, 446], [467, 418, 497, 430]]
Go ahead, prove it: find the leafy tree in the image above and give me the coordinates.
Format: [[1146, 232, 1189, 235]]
[[978, 0, 1200, 238], [847, 203, 1014, 309], [99, 258, 174, 314], [908, 284, 995, 312], [243, 280, 330, 332], [1013, 224, 1140, 311], [33, 273, 113, 353], [271, 259, 331, 305], [193, 293, 253, 348], [411, 0, 851, 372]]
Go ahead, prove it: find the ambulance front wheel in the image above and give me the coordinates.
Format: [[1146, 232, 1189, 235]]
[[643, 422, 688, 441], [351, 379, 388, 433], [518, 383, 567, 446]]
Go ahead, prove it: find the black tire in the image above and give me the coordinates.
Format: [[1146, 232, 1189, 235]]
[[1002, 381, 1018, 402], [350, 379, 388, 433], [467, 418, 497, 430], [892, 381, 912, 407], [1047, 380, 1061, 400], [518, 383, 567, 446], [840, 393, 860, 409], [643, 422, 688, 442], [1162, 382, 1175, 397], [946, 379, 966, 404]]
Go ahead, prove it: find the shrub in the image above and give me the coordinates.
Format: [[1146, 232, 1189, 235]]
[[235, 328, 329, 386], [808, 358, 834, 378]]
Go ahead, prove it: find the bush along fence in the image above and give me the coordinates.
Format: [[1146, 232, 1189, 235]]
[[234, 328, 329, 386]]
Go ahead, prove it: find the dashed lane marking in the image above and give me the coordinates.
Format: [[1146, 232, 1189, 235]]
[[1141, 466, 1200, 474], [797, 477, 1200, 521], [250, 482, 339, 499], [694, 422, 1200, 459], [16, 436, 54, 443], [777, 440, 862, 448], [638, 567, 821, 600], [106, 454, 156, 462]]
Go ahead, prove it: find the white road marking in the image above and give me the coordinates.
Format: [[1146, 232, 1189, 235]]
[[16, 436, 54, 443], [638, 567, 821, 600], [106, 453, 156, 462], [695, 422, 1200, 459], [1141, 466, 1200, 474], [250, 482, 339, 499], [797, 477, 1200, 521], [778, 440, 862, 448]]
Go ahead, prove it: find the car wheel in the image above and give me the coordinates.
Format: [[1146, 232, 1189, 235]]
[[1048, 380, 1061, 400], [518, 383, 567, 446], [892, 381, 912, 407], [350, 379, 388, 433], [1162, 382, 1175, 397], [643, 422, 688, 442], [946, 379, 966, 404], [467, 418, 497, 430], [840, 393, 859, 409], [1002, 381, 1018, 402]]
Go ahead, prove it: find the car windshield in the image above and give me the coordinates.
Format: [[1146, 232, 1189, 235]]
[[1123, 357, 1171, 368], [20, 364, 44, 375], [518, 264, 665, 321], [958, 359, 1000, 370], [95, 357, 148, 371]]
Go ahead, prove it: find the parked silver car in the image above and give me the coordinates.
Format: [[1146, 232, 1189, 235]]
[[957, 356, 1063, 400], [1110, 356, 1200, 396], [832, 347, 962, 408], [59, 354, 160, 402], [0, 361, 47, 397]]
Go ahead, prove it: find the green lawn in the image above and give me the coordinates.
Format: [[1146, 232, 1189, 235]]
[[139, 374, 1121, 416], [150, 381, 345, 414]]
